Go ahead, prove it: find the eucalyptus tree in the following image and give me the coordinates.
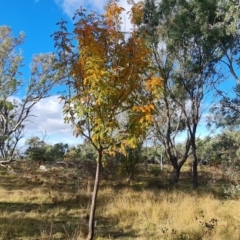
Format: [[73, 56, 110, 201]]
[[25, 136, 46, 162], [145, 43, 191, 184], [141, 0, 233, 187], [65, 141, 96, 162], [0, 26, 60, 161], [135, 0, 191, 184], [25, 137, 68, 162], [196, 130, 240, 167], [208, 0, 240, 129], [211, 85, 240, 129]]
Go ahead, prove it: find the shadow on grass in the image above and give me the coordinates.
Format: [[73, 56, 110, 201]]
[[0, 169, 86, 195], [94, 216, 140, 239], [0, 201, 41, 213], [105, 170, 229, 201], [0, 195, 90, 239], [0, 216, 46, 239], [0, 204, 139, 239], [1, 165, 228, 199], [98, 229, 140, 239], [0, 215, 87, 240], [0, 188, 92, 213]]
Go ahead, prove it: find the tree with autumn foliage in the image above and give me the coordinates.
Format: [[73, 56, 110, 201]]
[[52, 1, 159, 239]]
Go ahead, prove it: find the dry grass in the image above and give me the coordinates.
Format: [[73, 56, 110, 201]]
[[100, 188, 240, 239], [0, 163, 239, 239]]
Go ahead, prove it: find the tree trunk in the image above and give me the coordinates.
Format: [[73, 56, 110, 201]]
[[192, 157, 198, 189], [86, 150, 102, 240], [191, 137, 198, 189], [160, 154, 163, 170], [171, 165, 180, 185], [170, 156, 181, 185]]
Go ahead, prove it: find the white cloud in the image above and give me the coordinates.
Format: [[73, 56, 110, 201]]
[[54, 0, 139, 33], [22, 95, 83, 146], [54, 0, 106, 18]]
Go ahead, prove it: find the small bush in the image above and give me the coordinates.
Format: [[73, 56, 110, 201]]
[[223, 184, 240, 199], [149, 167, 161, 177]]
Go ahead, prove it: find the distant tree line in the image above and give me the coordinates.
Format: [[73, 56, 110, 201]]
[[24, 129, 240, 169]]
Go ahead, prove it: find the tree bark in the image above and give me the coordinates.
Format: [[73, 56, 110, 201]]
[[192, 156, 198, 189], [86, 150, 102, 240], [0, 158, 15, 166], [172, 166, 180, 184], [191, 134, 198, 189], [170, 156, 181, 185]]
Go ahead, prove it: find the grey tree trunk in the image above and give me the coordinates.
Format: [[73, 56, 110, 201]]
[[86, 150, 102, 240], [191, 136, 199, 189], [160, 154, 163, 170], [192, 156, 198, 189]]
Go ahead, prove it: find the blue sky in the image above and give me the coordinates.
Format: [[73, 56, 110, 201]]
[[0, 0, 238, 150], [1, 1, 61, 70], [0, 0, 133, 148]]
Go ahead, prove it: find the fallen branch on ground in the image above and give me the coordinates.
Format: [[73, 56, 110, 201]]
[[0, 158, 15, 168]]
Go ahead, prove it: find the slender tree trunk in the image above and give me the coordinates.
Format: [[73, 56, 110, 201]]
[[192, 156, 198, 189], [87, 150, 102, 240], [191, 139, 198, 188], [160, 154, 163, 170], [144, 156, 148, 175]]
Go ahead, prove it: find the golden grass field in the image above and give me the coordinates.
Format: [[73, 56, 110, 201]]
[[0, 161, 239, 240]]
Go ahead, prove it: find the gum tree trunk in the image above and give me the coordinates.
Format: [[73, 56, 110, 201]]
[[192, 145, 198, 189], [170, 156, 181, 185], [192, 157, 198, 188], [172, 165, 181, 184]]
